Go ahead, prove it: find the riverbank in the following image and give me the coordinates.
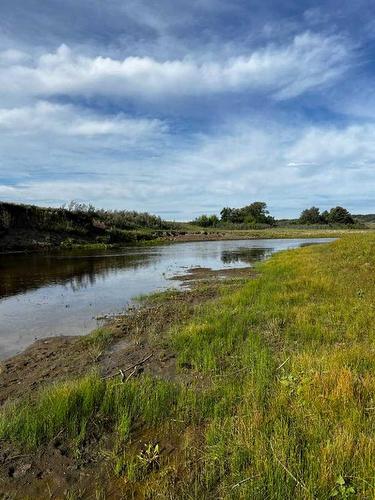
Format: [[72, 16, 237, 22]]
[[166, 226, 369, 243], [0, 226, 369, 254], [0, 233, 374, 498]]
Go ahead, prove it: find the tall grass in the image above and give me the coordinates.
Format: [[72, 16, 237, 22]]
[[1, 234, 374, 498]]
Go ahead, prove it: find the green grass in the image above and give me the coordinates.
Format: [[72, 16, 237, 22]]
[[1, 233, 375, 498], [186, 225, 370, 240]]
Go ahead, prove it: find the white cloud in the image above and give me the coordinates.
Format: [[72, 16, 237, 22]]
[[0, 185, 16, 195], [0, 32, 350, 101], [288, 124, 375, 165], [0, 49, 29, 65], [0, 101, 166, 139], [0, 118, 374, 218]]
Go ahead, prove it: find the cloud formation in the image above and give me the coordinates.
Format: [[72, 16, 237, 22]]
[[0, 0, 374, 218], [0, 101, 166, 138], [1, 32, 350, 101], [1, 120, 374, 218]]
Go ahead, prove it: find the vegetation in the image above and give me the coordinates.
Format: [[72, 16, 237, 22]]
[[193, 201, 275, 228], [354, 213, 375, 224], [192, 214, 220, 227], [299, 206, 355, 225], [0, 201, 179, 251], [192, 202, 363, 229], [1, 200, 372, 251], [0, 233, 374, 497], [220, 201, 275, 225]]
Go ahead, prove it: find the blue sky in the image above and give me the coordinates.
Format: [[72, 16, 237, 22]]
[[0, 0, 374, 219]]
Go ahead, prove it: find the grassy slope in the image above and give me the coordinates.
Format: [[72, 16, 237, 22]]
[[1, 234, 375, 498]]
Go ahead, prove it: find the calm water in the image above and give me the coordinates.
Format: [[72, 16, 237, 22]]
[[0, 238, 333, 359]]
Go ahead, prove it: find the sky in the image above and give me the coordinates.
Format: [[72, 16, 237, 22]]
[[0, 0, 374, 219]]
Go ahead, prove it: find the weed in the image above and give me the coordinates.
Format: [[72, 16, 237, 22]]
[[137, 443, 161, 470], [330, 475, 356, 498]]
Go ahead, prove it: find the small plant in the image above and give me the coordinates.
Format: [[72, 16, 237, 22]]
[[137, 442, 160, 470], [330, 475, 356, 498], [279, 373, 299, 396]]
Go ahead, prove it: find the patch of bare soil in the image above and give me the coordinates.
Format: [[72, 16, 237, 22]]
[[169, 266, 255, 285]]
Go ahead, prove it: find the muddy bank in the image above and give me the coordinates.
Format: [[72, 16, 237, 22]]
[[0, 266, 254, 405], [0, 266, 255, 498], [170, 266, 258, 285]]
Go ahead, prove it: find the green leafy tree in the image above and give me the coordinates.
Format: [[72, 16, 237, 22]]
[[321, 210, 330, 224], [299, 206, 322, 224], [220, 202, 274, 225], [239, 202, 274, 224], [193, 214, 219, 227], [220, 207, 233, 222], [327, 206, 354, 224]]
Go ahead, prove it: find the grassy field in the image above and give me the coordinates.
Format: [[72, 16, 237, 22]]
[[1, 233, 374, 498], [171, 225, 371, 242]]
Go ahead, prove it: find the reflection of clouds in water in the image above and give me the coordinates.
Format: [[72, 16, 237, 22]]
[[221, 247, 273, 265]]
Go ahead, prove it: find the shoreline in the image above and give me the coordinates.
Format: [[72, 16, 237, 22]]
[[0, 236, 335, 362], [0, 227, 368, 255], [0, 265, 255, 404]]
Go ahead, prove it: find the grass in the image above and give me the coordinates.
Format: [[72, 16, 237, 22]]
[[185, 225, 369, 240], [1, 233, 374, 498]]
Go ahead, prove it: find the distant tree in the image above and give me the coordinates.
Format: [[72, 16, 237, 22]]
[[299, 206, 322, 224], [320, 210, 330, 224], [220, 207, 233, 222], [239, 202, 275, 225], [220, 202, 274, 225], [193, 214, 219, 227], [327, 206, 354, 225], [220, 207, 243, 223]]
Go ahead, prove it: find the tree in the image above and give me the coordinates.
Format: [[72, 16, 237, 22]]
[[327, 206, 354, 225], [220, 202, 274, 225], [239, 202, 275, 225], [193, 214, 219, 227], [320, 210, 330, 224], [220, 207, 234, 222], [299, 206, 322, 224]]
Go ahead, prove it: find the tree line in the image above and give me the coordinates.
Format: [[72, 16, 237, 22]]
[[193, 202, 274, 227], [193, 202, 356, 227], [298, 206, 354, 225]]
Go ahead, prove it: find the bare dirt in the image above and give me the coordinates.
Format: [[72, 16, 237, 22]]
[[169, 266, 257, 285]]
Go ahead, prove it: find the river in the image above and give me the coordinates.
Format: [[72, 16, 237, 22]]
[[0, 238, 334, 358]]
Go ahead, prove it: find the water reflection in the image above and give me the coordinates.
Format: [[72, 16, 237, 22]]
[[0, 250, 156, 298], [221, 247, 272, 265]]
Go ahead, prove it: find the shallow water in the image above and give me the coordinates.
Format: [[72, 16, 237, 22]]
[[0, 238, 333, 358]]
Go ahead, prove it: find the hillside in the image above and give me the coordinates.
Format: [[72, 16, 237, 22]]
[[0, 202, 178, 252]]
